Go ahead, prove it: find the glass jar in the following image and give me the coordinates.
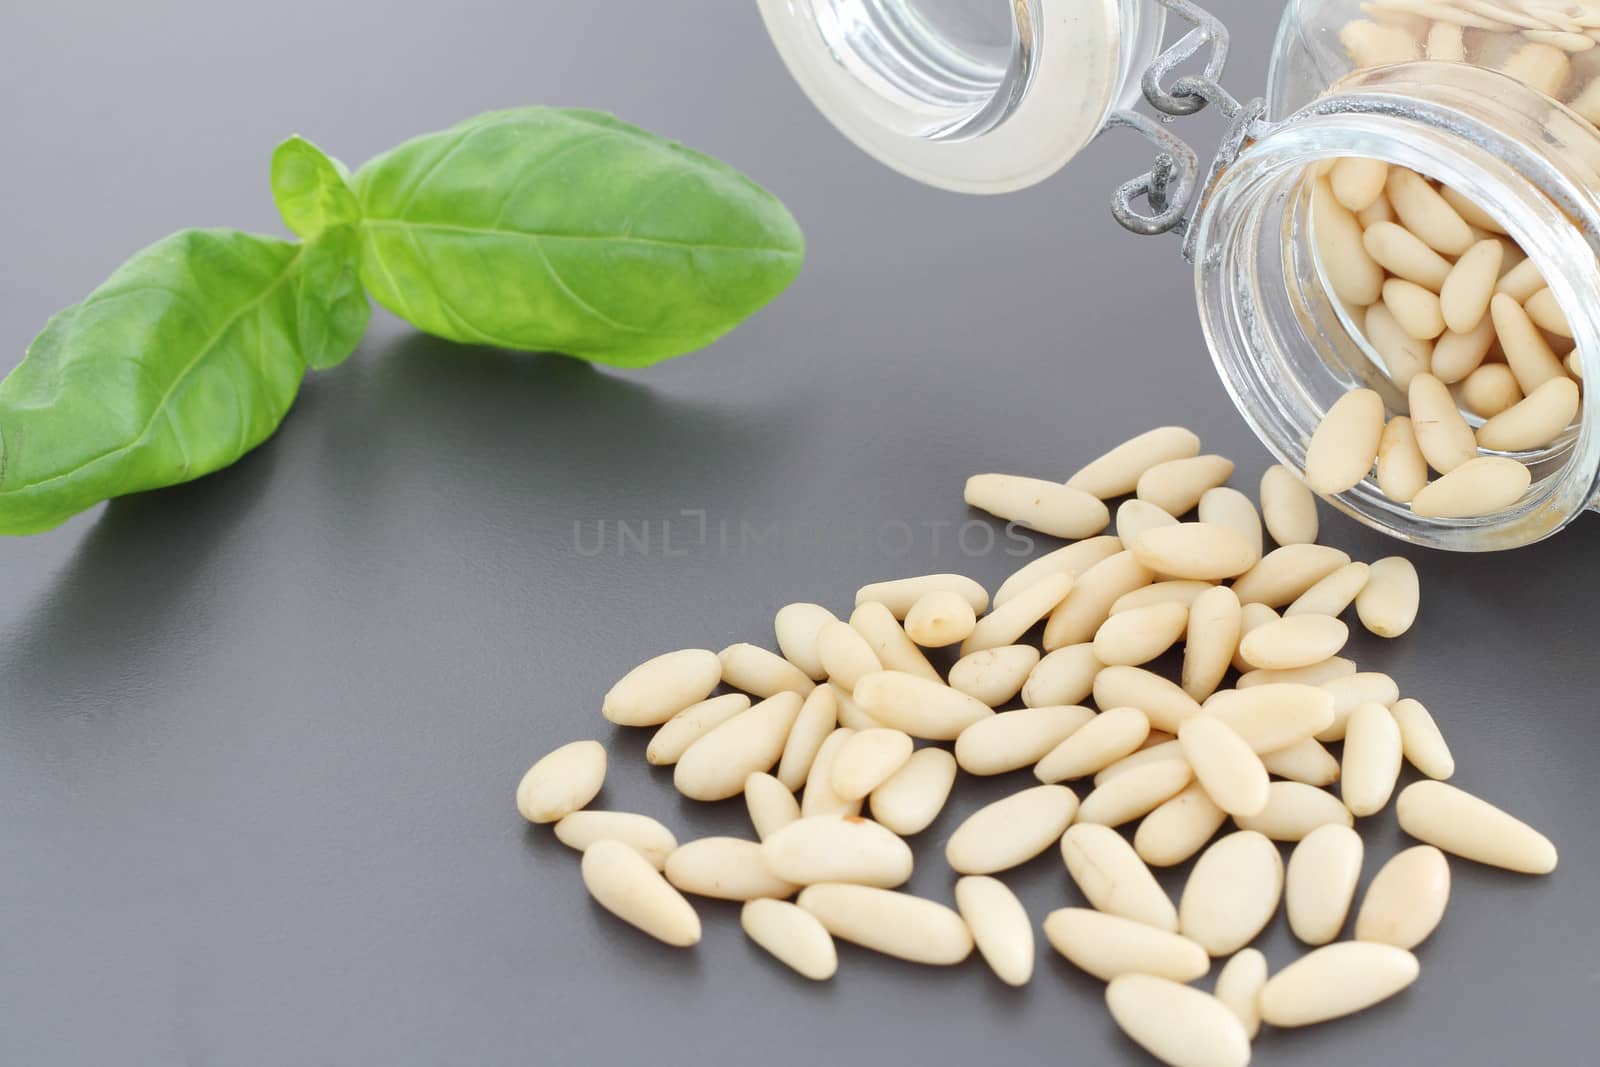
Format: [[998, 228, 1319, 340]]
[[760, 0, 1600, 551]]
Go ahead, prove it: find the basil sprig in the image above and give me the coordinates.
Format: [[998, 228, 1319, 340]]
[[0, 108, 805, 535]]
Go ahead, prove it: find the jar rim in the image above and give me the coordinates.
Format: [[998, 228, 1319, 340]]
[[1195, 63, 1600, 551]]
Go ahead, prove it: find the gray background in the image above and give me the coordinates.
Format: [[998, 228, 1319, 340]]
[[0, 2, 1594, 1064]]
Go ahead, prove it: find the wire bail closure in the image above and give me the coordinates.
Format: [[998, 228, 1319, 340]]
[[1108, 0, 1272, 260]]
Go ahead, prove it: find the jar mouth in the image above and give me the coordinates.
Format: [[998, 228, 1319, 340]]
[[1196, 64, 1600, 551], [758, 0, 1162, 194]]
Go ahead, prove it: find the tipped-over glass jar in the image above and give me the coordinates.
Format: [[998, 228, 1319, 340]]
[[759, 0, 1600, 551]]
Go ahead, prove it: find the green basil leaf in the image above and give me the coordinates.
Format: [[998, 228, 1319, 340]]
[[272, 135, 361, 240], [0, 228, 349, 535], [295, 224, 370, 369], [351, 107, 805, 368]]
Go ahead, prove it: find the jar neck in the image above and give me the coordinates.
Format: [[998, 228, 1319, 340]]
[[1195, 62, 1600, 551]]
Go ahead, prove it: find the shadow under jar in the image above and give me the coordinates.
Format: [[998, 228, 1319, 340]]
[[761, 0, 1600, 551]]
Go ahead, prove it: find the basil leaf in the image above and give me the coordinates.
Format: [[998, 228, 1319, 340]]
[[0, 227, 360, 535], [352, 107, 805, 367], [272, 135, 361, 240], [295, 224, 371, 369]]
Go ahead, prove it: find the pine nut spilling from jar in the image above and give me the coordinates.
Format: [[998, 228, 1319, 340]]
[[516, 426, 1559, 1067]]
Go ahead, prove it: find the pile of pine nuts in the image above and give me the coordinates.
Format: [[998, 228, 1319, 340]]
[[1302, 4, 1597, 516], [517, 427, 1558, 1067]]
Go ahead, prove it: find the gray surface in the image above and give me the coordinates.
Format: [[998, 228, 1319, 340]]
[[0, 2, 1595, 1064]]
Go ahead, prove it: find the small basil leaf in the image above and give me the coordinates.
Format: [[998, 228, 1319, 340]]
[[352, 107, 805, 368], [0, 228, 321, 535], [295, 224, 370, 369], [272, 135, 361, 240]]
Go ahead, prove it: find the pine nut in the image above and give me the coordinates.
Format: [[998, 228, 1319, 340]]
[[1410, 456, 1532, 517], [1460, 362, 1523, 418], [1332, 156, 1389, 212], [867, 747, 957, 836], [797, 884, 972, 965], [1364, 302, 1434, 389], [949, 644, 1041, 706], [1356, 556, 1420, 638], [1235, 782, 1355, 841], [1043, 552, 1154, 650], [1491, 292, 1567, 394], [1094, 738, 1183, 786], [581, 840, 702, 947], [946, 784, 1078, 874], [850, 601, 942, 682], [1260, 464, 1319, 546], [853, 671, 994, 740], [1339, 17, 1423, 66], [1077, 759, 1194, 827], [1067, 426, 1203, 500], [1022, 643, 1104, 708], [955, 876, 1034, 987], [647, 694, 751, 766], [1106, 975, 1252, 1067], [674, 691, 802, 801], [856, 573, 989, 619], [1285, 823, 1365, 946], [744, 773, 801, 840], [816, 619, 882, 692], [1307, 388, 1386, 494], [1181, 585, 1242, 702], [1261, 737, 1343, 787], [1386, 166, 1475, 255], [1205, 684, 1336, 753], [1376, 417, 1430, 503], [665, 838, 800, 901], [970, 570, 1078, 655], [1117, 498, 1180, 543], [1238, 614, 1350, 670], [1130, 523, 1257, 581], [718, 643, 815, 699], [1179, 715, 1270, 817], [1364, 220, 1454, 290], [774, 602, 838, 681], [1318, 672, 1401, 742], [603, 649, 722, 727], [903, 590, 976, 648], [1231, 604, 1276, 674], [1258, 942, 1420, 1027], [1094, 665, 1203, 734], [1233, 544, 1354, 606], [1355, 845, 1451, 950], [1383, 277, 1447, 339], [1409, 372, 1478, 473], [1094, 602, 1190, 667], [1495, 257, 1546, 302], [517, 740, 606, 824], [1431, 315, 1499, 382], [777, 686, 838, 791], [1061, 823, 1179, 932], [1111, 581, 1215, 616], [1035, 706, 1151, 783], [964, 473, 1110, 539], [1440, 238, 1503, 333], [1179, 831, 1284, 956], [1134, 782, 1228, 867], [1213, 949, 1268, 1040], [740, 898, 837, 981], [1044, 908, 1210, 983], [1197, 487, 1264, 563], [994, 536, 1123, 608], [955, 704, 1096, 776], [1441, 184, 1505, 233], [1136, 455, 1236, 516], [554, 811, 678, 869], [1396, 781, 1558, 874], [1390, 697, 1455, 780], [1476, 376, 1580, 452], [762, 814, 913, 888], [1524, 286, 1571, 336], [1286, 561, 1370, 618], [1313, 177, 1386, 306], [830, 727, 914, 800], [801, 726, 861, 818]]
